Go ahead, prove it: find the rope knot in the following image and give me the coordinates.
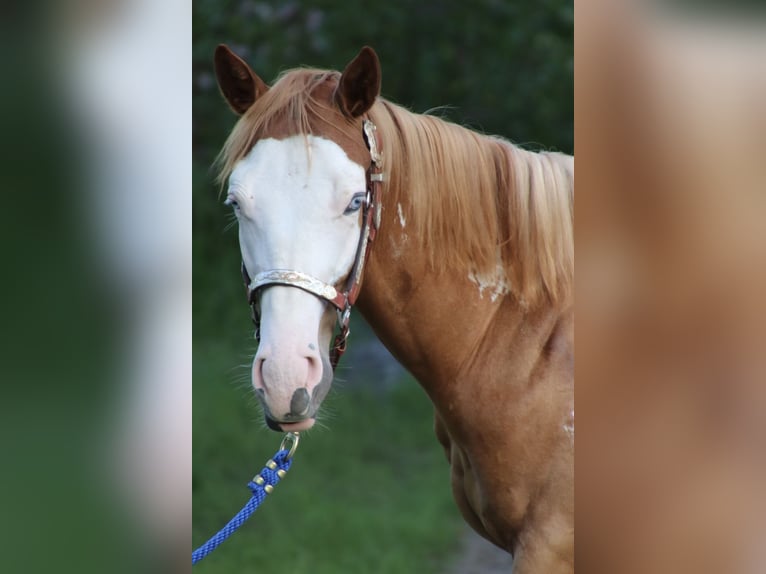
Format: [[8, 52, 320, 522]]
[[193, 446, 296, 565]]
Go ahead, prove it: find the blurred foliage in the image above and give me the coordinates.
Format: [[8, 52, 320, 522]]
[[193, 0, 573, 333]]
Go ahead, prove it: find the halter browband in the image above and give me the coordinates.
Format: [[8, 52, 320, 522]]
[[241, 118, 384, 369]]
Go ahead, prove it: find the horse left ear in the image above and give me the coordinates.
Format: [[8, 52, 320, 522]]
[[335, 46, 381, 118]]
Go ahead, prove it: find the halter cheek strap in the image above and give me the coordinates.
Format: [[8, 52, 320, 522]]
[[241, 118, 384, 370]]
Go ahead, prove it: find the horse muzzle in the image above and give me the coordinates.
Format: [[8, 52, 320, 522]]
[[253, 348, 333, 432]]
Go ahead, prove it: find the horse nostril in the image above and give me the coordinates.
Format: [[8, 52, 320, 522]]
[[305, 353, 322, 384], [253, 357, 266, 384], [290, 388, 311, 416]]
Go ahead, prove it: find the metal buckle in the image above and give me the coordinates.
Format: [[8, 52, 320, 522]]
[[337, 305, 351, 329]]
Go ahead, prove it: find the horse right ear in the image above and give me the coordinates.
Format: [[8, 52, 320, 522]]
[[214, 44, 269, 115]]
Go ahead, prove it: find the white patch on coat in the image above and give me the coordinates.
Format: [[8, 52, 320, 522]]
[[563, 408, 574, 443], [389, 232, 409, 260], [389, 203, 409, 260], [468, 263, 509, 302]]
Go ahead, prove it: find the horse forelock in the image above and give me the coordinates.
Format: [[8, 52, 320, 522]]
[[217, 68, 371, 187]]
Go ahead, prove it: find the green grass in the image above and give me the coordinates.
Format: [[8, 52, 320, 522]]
[[193, 339, 463, 573]]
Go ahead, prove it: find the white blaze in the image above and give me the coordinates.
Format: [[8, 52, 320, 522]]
[[230, 136, 366, 291], [228, 135, 366, 417]]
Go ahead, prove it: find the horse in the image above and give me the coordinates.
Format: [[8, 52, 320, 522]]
[[212, 45, 574, 573]]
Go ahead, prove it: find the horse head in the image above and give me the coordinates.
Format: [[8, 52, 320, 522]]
[[214, 45, 382, 432]]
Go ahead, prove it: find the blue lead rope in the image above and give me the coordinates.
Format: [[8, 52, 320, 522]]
[[193, 433, 299, 565]]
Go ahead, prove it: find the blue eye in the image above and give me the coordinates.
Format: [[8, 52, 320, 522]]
[[224, 196, 239, 210], [344, 192, 366, 215]]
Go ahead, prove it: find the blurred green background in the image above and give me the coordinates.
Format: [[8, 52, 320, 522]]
[[193, 1, 572, 571]]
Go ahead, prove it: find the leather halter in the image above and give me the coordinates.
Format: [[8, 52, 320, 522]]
[[240, 119, 384, 370]]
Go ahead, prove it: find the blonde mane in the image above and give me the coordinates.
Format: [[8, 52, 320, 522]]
[[218, 68, 573, 308], [370, 101, 573, 307]]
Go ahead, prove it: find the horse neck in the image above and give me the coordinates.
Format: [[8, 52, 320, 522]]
[[355, 196, 564, 402]]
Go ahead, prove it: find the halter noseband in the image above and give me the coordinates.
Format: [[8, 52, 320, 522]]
[[240, 118, 384, 370]]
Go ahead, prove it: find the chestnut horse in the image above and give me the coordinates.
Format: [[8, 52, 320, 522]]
[[213, 45, 573, 573]]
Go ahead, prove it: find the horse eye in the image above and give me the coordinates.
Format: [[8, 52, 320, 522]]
[[224, 196, 239, 209], [343, 192, 366, 215]]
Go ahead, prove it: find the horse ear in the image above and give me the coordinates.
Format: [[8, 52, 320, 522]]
[[335, 46, 381, 118], [214, 44, 269, 115]]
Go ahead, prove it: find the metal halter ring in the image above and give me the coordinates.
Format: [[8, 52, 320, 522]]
[[279, 432, 300, 460]]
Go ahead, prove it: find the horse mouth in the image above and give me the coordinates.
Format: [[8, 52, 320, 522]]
[[279, 419, 315, 432], [264, 415, 315, 432]]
